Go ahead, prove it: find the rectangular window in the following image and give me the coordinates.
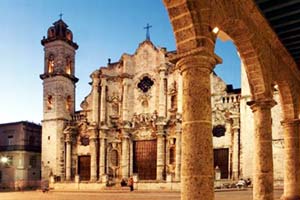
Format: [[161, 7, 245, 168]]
[[29, 156, 37, 168], [29, 136, 35, 145], [0, 171, 2, 183], [8, 135, 13, 145]]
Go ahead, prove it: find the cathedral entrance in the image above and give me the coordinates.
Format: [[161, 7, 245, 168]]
[[214, 148, 229, 179], [78, 155, 90, 181], [133, 140, 157, 180]]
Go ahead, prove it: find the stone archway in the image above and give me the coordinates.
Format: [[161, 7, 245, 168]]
[[162, 0, 300, 200]]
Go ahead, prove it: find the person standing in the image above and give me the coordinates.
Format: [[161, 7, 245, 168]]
[[128, 177, 134, 191]]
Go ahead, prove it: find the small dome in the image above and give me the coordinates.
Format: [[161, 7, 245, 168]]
[[42, 19, 78, 49]]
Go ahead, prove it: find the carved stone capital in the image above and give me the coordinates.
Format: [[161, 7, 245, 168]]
[[247, 99, 277, 111], [174, 48, 222, 74], [281, 119, 300, 127]]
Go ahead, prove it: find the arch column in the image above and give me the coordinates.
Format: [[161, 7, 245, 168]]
[[248, 99, 276, 200], [177, 52, 221, 200], [281, 119, 300, 200]]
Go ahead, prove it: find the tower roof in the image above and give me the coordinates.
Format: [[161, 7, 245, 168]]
[[41, 18, 78, 49]]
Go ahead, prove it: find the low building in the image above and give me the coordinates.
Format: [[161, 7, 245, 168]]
[[0, 121, 41, 190]]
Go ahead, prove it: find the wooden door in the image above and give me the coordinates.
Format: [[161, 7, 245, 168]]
[[214, 148, 229, 179], [78, 155, 90, 181], [133, 140, 157, 180]]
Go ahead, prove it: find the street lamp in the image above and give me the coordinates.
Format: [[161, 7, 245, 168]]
[[0, 156, 9, 164]]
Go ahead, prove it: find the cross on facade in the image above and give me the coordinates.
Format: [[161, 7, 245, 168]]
[[59, 13, 63, 20], [144, 23, 152, 41]]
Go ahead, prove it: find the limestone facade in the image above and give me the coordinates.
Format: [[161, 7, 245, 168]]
[[40, 19, 289, 190]]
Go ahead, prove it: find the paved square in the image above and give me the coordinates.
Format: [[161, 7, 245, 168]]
[[0, 189, 283, 200]]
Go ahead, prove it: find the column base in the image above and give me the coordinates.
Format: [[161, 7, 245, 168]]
[[281, 195, 300, 200], [90, 177, 97, 182]]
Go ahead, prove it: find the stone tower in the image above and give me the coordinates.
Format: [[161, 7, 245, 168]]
[[40, 18, 78, 180]]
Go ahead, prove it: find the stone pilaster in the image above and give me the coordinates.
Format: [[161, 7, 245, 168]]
[[175, 123, 182, 181], [89, 125, 98, 182], [158, 64, 167, 118], [121, 131, 130, 178], [122, 79, 130, 122], [156, 123, 166, 180], [232, 117, 240, 180], [91, 71, 100, 124], [65, 132, 72, 181], [248, 99, 276, 200], [99, 127, 107, 180], [100, 78, 107, 124], [177, 52, 221, 200], [281, 119, 300, 200]]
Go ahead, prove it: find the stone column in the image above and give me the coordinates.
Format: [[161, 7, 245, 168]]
[[99, 127, 107, 180], [121, 131, 130, 178], [158, 64, 167, 118], [232, 117, 239, 180], [175, 123, 182, 181], [65, 133, 72, 181], [248, 99, 276, 200], [156, 123, 166, 180], [91, 71, 100, 124], [177, 53, 221, 200], [281, 119, 300, 200], [100, 78, 107, 124], [89, 125, 98, 182]]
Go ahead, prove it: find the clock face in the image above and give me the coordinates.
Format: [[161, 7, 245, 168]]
[[80, 136, 89, 146]]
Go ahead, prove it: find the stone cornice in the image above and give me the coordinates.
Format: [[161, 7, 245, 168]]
[[40, 73, 79, 83]]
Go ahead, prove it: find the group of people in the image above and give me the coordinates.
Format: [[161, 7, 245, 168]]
[[236, 178, 251, 189], [120, 177, 134, 191]]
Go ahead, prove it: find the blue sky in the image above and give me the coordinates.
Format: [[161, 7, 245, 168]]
[[0, 0, 240, 124]]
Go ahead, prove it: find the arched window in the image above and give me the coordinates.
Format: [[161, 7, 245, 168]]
[[65, 57, 72, 75], [66, 96, 72, 112], [47, 95, 53, 110], [48, 55, 54, 73]]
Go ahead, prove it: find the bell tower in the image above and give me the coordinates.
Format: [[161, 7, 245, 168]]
[[40, 18, 78, 180]]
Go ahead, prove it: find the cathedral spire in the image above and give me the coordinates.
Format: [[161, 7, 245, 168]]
[[144, 23, 152, 41]]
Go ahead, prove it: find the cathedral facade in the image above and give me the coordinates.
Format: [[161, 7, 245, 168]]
[[40, 19, 284, 189]]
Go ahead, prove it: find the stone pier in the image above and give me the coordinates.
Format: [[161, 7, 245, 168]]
[[248, 99, 275, 200], [281, 119, 300, 200], [177, 53, 220, 200]]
